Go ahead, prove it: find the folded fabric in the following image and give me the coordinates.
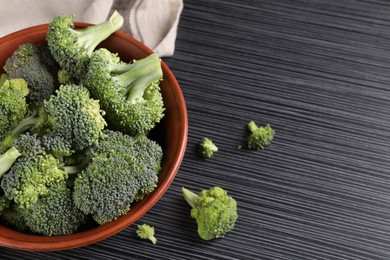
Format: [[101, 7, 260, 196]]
[[0, 0, 183, 57]]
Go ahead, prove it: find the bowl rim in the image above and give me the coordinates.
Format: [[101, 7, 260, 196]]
[[0, 23, 188, 251]]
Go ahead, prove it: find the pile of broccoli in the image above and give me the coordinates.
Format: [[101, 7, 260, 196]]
[[0, 12, 165, 236]]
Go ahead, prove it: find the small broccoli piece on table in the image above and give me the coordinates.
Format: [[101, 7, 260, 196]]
[[247, 121, 275, 150], [47, 11, 124, 79], [4, 44, 58, 104], [23, 181, 86, 236], [136, 224, 157, 244], [74, 130, 163, 225], [182, 186, 238, 240], [0, 77, 29, 141], [199, 137, 218, 158], [82, 48, 164, 135]]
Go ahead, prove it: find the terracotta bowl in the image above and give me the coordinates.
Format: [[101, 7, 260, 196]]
[[0, 23, 188, 251]]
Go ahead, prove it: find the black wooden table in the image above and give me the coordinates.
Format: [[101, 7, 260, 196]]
[[2, 0, 390, 259]]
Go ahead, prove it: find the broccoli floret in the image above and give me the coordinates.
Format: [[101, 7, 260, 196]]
[[136, 224, 157, 244], [1, 204, 29, 232], [82, 48, 164, 135], [57, 69, 74, 85], [0, 196, 10, 215], [0, 77, 29, 141], [182, 186, 238, 240], [23, 181, 86, 236], [0, 84, 106, 152], [47, 11, 124, 79], [0, 147, 21, 178], [199, 137, 218, 158], [247, 121, 274, 150], [1, 133, 84, 209], [73, 155, 140, 225], [4, 44, 58, 103], [40, 134, 74, 159], [44, 84, 107, 150], [74, 130, 163, 224], [1, 153, 67, 208], [86, 130, 163, 200]]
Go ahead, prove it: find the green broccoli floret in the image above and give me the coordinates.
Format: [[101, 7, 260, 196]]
[[0, 196, 10, 215], [0, 77, 29, 141], [199, 137, 218, 158], [73, 155, 140, 225], [182, 186, 238, 240], [4, 44, 58, 103], [44, 84, 107, 150], [0, 84, 106, 152], [46, 11, 124, 79], [85, 130, 163, 200], [0, 134, 78, 209], [74, 130, 163, 224], [247, 121, 274, 150], [136, 224, 157, 244], [23, 181, 86, 236], [82, 48, 164, 135], [0, 204, 29, 232], [57, 69, 74, 85], [40, 134, 74, 159]]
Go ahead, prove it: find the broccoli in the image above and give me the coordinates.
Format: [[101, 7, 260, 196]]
[[44, 84, 107, 150], [0, 84, 106, 152], [199, 137, 218, 158], [0, 73, 8, 86], [4, 44, 58, 103], [57, 69, 74, 85], [74, 130, 163, 224], [0, 77, 29, 141], [247, 121, 274, 150], [47, 11, 124, 79], [136, 224, 157, 244], [0, 134, 77, 209], [82, 48, 164, 135], [0, 147, 21, 178], [0, 196, 10, 214], [0, 204, 29, 232], [182, 186, 238, 240], [23, 180, 86, 236]]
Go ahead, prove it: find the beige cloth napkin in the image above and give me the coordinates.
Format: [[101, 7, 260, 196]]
[[0, 0, 183, 57]]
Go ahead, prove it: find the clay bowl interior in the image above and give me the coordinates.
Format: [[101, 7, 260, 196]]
[[0, 23, 188, 251]]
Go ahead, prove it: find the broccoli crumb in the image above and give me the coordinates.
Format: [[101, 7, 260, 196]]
[[136, 224, 157, 244], [199, 137, 218, 158]]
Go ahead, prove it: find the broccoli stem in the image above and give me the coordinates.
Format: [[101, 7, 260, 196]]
[[0, 73, 9, 86], [9, 112, 40, 137], [112, 54, 162, 103], [247, 121, 258, 133], [0, 147, 21, 178], [75, 10, 124, 56], [63, 165, 83, 175], [0, 109, 41, 150], [182, 187, 199, 209]]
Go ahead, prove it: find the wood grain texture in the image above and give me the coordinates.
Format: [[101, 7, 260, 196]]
[[2, 0, 390, 259]]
